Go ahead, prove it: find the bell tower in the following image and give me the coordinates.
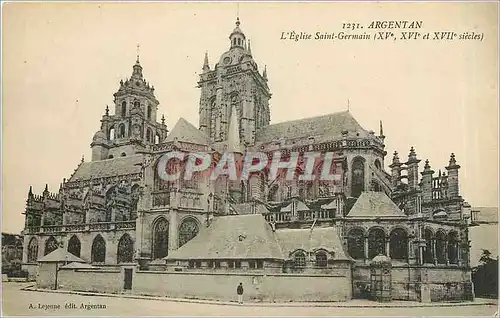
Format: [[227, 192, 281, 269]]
[[197, 18, 271, 146], [91, 49, 168, 160]]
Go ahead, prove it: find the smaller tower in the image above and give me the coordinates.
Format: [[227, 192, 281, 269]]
[[420, 159, 434, 203], [388, 151, 402, 189], [445, 153, 461, 198], [406, 147, 421, 191]]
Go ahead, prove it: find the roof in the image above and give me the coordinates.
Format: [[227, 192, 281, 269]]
[[275, 227, 352, 261], [68, 154, 143, 182], [231, 203, 270, 215], [346, 192, 407, 218], [60, 262, 95, 269], [255, 111, 369, 144], [165, 118, 211, 145], [38, 248, 86, 263], [166, 214, 284, 260], [282, 200, 309, 212]]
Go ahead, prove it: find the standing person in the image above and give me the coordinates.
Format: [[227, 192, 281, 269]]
[[236, 282, 244, 304]]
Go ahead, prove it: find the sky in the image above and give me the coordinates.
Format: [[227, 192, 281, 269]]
[[2, 2, 498, 234]]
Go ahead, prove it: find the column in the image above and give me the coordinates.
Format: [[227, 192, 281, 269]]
[[364, 236, 369, 262], [385, 236, 390, 257], [432, 239, 437, 265]]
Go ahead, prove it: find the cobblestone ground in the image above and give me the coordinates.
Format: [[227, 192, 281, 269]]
[[2, 283, 498, 316]]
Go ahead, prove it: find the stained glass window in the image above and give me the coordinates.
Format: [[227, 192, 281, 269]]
[[424, 229, 434, 264], [117, 234, 134, 263], [348, 228, 365, 260], [67, 235, 81, 258], [369, 228, 386, 259], [91, 235, 106, 263], [44, 236, 58, 256], [448, 231, 459, 264], [178, 218, 199, 248], [390, 228, 408, 261], [436, 231, 447, 264], [153, 218, 169, 259], [28, 237, 38, 263]]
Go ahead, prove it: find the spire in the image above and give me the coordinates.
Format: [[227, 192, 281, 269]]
[[132, 44, 143, 79], [379, 120, 384, 137], [229, 17, 246, 48], [28, 186, 33, 196], [44, 184, 49, 194], [202, 51, 210, 72], [136, 43, 140, 64], [263, 65, 268, 81], [161, 114, 166, 125], [347, 99, 350, 112], [227, 104, 242, 154]]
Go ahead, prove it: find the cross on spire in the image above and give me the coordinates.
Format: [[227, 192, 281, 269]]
[[136, 43, 140, 63], [347, 98, 350, 111]]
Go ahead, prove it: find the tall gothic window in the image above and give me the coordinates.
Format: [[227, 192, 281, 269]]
[[368, 228, 386, 259], [91, 235, 106, 263], [448, 231, 459, 265], [118, 124, 126, 138], [351, 157, 365, 197], [293, 251, 306, 268], [117, 234, 134, 263], [147, 105, 152, 120], [28, 237, 38, 263], [178, 218, 200, 248], [153, 218, 169, 259], [424, 229, 434, 264], [121, 101, 127, 117], [436, 230, 447, 264], [347, 228, 365, 260], [44, 236, 58, 256], [390, 228, 408, 261], [67, 235, 81, 258]]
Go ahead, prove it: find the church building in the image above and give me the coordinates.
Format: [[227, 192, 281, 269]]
[[22, 18, 474, 302]]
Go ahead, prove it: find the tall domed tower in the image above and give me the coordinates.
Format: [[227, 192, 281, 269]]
[[197, 18, 271, 146], [91, 54, 168, 161]]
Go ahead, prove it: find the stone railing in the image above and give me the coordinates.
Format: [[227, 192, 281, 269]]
[[25, 221, 136, 234], [115, 221, 136, 230]]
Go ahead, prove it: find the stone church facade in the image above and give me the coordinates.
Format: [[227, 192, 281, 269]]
[[22, 18, 474, 302]]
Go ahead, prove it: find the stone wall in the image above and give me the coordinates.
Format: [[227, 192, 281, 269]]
[[37, 263, 57, 289], [56, 267, 352, 302]]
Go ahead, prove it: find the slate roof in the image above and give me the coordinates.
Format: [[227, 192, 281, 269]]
[[68, 154, 143, 182], [231, 203, 270, 215], [346, 192, 407, 218], [165, 118, 211, 145], [60, 262, 95, 269], [166, 214, 284, 260], [255, 111, 369, 144], [275, 227, 352, 261], [38, 248, 86, 263]]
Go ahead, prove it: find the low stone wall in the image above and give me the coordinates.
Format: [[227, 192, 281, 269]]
[[21, 263, 37, 281], [133, 270, 352, 302], [55, 267, 352, 302], [352, 265, 473, 302]]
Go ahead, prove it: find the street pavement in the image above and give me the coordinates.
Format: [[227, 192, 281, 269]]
[[2, 283, 498, 316]]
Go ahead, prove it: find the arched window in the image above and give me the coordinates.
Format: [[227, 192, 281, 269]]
[[44, 236, 58, 256], [368, 228, 386, 259], [118, 124, 125, 138], [152, 218, 169, 259], [390, 228, 408, 261], [294, 251, 306, 268], [108, 155, 114, 159], [27, 237, 38, 263], [374, 159, 382, 170], [117, 234, 134, 263], [155, 134, 160, 144], [121, 152, 126, 157], [109, 127, 115, 140], [121, 101, 127, 117], [448, 231, 459, 264], [436, 230, 447, 264], [67, 235, 81, 258], [351, 157, 365, 197], [233, 38, 237, 46], [178, 218, 200, 247], [315, 251, 328, 267], [147, 105, 152, 120], [347, 228, 365, 260], [134, 100, 140, 108], [91, 235, 106, 263], [424, 229, 434, 264]]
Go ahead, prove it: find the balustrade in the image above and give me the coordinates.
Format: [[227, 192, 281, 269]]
[[152, 191, 170, 207]]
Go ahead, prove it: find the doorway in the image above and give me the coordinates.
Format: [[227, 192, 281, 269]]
[[124, 268, 133, 290]]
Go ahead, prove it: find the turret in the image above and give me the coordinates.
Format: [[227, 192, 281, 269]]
[[421, 159, 434, 203], [388, 151, 402, 189], [445, 153, 461, 198], [406, 147, 421, 191], [202, 51, 210, 73]]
